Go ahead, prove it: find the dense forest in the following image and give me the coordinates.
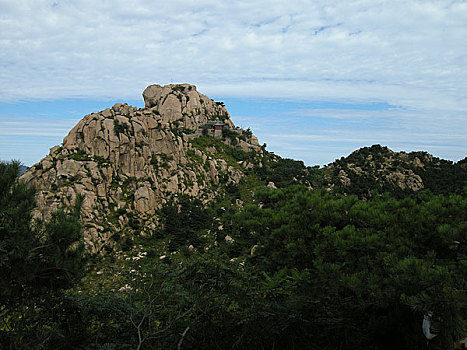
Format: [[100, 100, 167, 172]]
[[1, 146, 466, 349]]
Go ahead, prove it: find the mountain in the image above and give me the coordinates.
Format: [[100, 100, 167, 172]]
[[321, 144, 467, 197], [10, 85, 466, 349], [21, 84, 262, 253], [20, 84, 466, 253]]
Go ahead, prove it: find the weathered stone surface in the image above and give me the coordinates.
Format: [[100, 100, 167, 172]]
[[142, 83, 234, 130], [57, 159, 81, 178], [134, 184, 156, 213], [338, 170, 351, 187], [387, 172, 424, 191], [250, 135, 260, 147]]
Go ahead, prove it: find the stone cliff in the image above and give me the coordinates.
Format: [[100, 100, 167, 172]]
[[21, 84, 261, 253]]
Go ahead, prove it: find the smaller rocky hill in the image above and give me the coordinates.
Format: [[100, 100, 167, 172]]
[[323, 145, 467, 197], [253, 144, 467, 198], [21, 84, 262, 253]]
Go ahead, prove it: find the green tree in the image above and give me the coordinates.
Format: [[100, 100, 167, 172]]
[[160, 195, 213, 251], [0, 160, 86, 348], [222, 186, 466, 349]]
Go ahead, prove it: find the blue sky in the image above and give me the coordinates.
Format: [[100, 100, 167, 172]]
[[1, 0, 466, 166]]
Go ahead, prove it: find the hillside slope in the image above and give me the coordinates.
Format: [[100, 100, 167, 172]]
[[323, 144, 467, 197]]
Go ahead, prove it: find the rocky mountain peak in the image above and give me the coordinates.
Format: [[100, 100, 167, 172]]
[[21, 84, 261, 253], [142, 83, 234, 130]]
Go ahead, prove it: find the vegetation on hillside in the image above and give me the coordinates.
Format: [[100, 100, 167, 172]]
[[2, 138, 467, 349], [30, 186, 464, 350], [324, 145, 467, 197]]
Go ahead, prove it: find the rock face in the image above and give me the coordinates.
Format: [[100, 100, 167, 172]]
[[142, 84, 235, 129], [21, 84, 261, 253]]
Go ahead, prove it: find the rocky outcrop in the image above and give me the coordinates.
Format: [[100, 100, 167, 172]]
[[325, 145, 428, 194], [21, 84, 262, 253], [142, 84, 235, 129]]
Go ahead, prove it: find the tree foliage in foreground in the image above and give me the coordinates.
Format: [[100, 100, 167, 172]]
[[49, 186, 465, 350], [1, 159, 465, 349], [0, 161, 86, 349], [226, 187, 466, 349]]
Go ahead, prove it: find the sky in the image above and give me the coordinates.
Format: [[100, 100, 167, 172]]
[[0, 0, 466, 166]]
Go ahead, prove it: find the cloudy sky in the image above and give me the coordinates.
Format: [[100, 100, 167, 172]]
[[1, 0, 466, 166]]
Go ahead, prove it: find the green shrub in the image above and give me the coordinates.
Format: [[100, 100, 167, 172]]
[[114, 119, 130, 136]]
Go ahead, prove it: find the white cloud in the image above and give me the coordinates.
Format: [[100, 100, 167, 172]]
[[0, 0, 466, 164], [0, 114, 78, 164], [0, 116, 77, 136], [0, 0, 465, 104], [229, 100, 467, 165]]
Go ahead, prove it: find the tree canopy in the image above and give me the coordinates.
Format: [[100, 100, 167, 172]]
[[1, 159, 465, 349], [0, 161, 86, 348]]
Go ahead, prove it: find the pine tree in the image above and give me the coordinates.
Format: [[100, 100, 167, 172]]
[[0, 160, 86, 347]]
